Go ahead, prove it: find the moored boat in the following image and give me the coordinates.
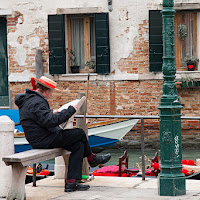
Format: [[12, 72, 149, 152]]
[[0, 109, 138, 152], [14, 118, 138, 152], [91, 150, 160, 177], [88, 118, 139, 148], [14, 133, 32, 153]]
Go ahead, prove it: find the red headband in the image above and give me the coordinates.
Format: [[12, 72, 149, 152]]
[[31, 77, 56, 90]]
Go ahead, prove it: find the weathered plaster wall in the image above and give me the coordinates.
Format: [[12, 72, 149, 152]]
[[1, 0, 162, 80]]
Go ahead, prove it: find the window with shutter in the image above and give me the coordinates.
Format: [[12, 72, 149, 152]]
[[149, 10, 199, 72], [149, 10, 163, 72], [48, 15, 66, 74], [0, 17, 9, 106], [95, 13, 110, 74], [48, 13, 110, 74]]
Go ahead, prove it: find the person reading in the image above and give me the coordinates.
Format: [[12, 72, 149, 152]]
[[15, 76, 111, 192]]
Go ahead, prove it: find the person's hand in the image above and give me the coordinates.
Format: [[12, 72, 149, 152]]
[[72, 104, 78, 111], [53, 109, 60, 114]]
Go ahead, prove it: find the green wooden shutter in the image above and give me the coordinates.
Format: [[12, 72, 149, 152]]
[[0, 17, 9, 106], [48, 15, 66, 74], [149, 10, 163, 72], [95, 13, 110, 74]]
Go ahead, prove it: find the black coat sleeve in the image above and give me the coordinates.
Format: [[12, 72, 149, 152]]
[[28, 100, 76, 128]]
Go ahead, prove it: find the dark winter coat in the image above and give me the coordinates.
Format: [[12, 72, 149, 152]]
[[15, 89, 76, 148]]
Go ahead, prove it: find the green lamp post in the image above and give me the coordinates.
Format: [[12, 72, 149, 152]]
[[158, 0, 186, 196]]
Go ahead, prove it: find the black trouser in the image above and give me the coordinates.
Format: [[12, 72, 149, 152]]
[[48, 128, 92, 180]]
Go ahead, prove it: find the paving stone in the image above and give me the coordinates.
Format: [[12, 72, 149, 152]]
[[25, 176, 200, 200]]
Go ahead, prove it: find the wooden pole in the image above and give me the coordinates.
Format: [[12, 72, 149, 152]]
[[35, 49, 43, 78], [9, 90, 13, 109], [83, 74, 90, 132], [76, 92, 89, 176], [32, 163, 36, 187]]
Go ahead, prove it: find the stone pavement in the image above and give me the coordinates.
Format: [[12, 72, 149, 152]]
[[24, 176, 200, 200]]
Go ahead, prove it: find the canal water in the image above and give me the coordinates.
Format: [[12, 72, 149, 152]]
[[26, 148, 200, 184], [101, 148, 200, 168], [39, 148, 200, 172]]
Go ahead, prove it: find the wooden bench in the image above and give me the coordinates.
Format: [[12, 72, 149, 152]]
[[2, 148, 70, 200]]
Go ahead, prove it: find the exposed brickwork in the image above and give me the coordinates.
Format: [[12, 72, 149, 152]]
[[10, 79, 200, 148], [7, 11, 23, 28], [115, 20, 149, 74], [110, 81, 116, 115], [7, 15, 49, 75]]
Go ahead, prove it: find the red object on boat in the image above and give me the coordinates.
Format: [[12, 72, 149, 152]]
[[121, 173, 127, 177], [182, 159, 195, 166], [181, 160, 188, 165], [188, 160, 195, 165], [152, 162, 159, 170], [182, 169, 190, 176], [92, 166, 124, 177], [91, 165, 151, 177], [27, 167, 49, 176], [95, 165, 124, 173], [39, 170, 49, 176]]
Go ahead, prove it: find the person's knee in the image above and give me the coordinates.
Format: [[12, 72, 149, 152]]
[[77, 128, 87, 140]]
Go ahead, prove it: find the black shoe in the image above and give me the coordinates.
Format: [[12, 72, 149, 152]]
[[89, 153, 111, 168], [65, 181, 90, 192]]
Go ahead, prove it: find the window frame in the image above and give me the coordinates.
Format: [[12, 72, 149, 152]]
[[175, 11, 198, 70], [149, 10, 199, 72], [48, 13, 110, 75]]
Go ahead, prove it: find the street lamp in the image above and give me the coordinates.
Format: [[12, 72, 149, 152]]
[[158, 0, 186, 196]]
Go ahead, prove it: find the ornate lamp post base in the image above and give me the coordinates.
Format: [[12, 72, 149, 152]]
[[159, 175, 185, 196], [158, 102, 186, 196]]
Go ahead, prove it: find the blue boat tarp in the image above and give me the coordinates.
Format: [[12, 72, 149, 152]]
[[0, 109, 23, 132], [89, 135, 119, 148]]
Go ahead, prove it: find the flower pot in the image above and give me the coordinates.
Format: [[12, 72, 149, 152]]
[[70, 66, 80, 73], [89, 68, 95, 73], [187, 62, 195, 71], [175, 82, 182, 89]]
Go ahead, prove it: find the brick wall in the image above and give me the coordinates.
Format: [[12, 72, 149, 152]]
[[11, 80, 200, 149]]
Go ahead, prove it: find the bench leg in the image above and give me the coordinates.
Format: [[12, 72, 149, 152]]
[[7, 163, 28, 200]]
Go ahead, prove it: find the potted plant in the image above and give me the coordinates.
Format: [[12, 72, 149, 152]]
[[177, 74, 196, 88], [85, 59, 96, 73], [183, 55, 199, 71], [68, 49, 80, 73], [177, 24, 188, 41]]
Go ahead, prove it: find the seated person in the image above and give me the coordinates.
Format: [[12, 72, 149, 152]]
[[15, 76, 111, 192]]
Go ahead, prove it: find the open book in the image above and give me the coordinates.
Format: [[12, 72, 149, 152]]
[[58, 96, 86, 129]]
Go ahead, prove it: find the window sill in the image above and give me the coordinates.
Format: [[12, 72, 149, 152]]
[[10, 71, 200, 83], [176, 71, 200, 80], [58, 73, 98, 81], [55, 71, 200, 82]]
